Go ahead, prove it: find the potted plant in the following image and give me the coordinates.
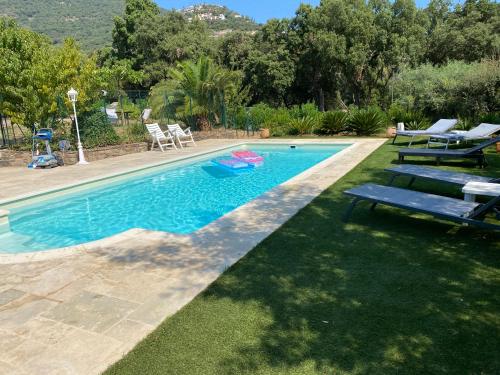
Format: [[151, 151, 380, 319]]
[[260, 128, 270, 138]]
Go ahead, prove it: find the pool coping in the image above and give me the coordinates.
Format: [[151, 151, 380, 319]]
[[0, 139, 385, 264]]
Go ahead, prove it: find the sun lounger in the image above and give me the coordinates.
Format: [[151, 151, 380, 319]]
[[385, 165, 499, 187], [343, 183, 500, 230], [398, 137, 500, 167], [393, 119, 458, 146], [146, 123, 177, 152], [167, 124, 196, 148], [427, 123, 500, 149]]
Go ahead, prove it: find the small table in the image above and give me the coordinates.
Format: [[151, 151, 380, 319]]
[[462, 182, 500, 202]]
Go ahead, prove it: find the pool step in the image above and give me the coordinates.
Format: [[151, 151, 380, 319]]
[[0, 209, 10, 234]]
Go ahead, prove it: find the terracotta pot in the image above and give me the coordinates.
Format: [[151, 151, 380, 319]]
[[386, 127, 397, 138], [260, 128, 270, 139], [496, 142, 500, 153]]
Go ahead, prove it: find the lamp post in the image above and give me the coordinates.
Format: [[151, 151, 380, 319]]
[[67, 88, 88, 165]]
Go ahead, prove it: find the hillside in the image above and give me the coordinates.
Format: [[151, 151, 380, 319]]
[[181, 4, 259, 33], [0, 1, 258, 51], [0, 0, 124, 51]]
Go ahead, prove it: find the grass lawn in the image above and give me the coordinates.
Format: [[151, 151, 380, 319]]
[[106, 140, 500, 375]]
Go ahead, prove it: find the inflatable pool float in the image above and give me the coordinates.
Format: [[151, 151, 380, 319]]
[[232, 150, 264, 165], [212, 158, 253, 172]]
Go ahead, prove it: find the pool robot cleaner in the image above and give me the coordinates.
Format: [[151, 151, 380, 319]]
[[28, 128, 62, 169]]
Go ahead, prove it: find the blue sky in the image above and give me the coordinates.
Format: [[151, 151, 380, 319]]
[[155, 0, 431, 23]]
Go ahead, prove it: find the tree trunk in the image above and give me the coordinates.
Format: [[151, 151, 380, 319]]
[[318, 87, 325, 112]]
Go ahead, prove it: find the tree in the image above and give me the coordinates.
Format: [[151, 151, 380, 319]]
[[243, 19, 296, 106], [0, 19, 102, 130], [112, 0, 160, 61], [152, 56, 243, 130], [426, 0, 500, 64]]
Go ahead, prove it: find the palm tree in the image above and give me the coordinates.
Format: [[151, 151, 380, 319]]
[[165, 56, 240, 130]]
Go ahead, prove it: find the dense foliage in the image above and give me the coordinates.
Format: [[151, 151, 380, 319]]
[[0, 0, 124, 51], [0, 19, 103, 129], [78, 107, 121, 148], [392, 59, 500, 120], [103, 0, 498, 115]]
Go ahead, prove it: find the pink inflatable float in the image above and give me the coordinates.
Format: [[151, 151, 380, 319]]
[[232, 150, 264, 165]]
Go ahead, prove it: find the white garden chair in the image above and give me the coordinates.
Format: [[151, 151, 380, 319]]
[[167, 124, 196, 148], [141, 108, 152, 124], [146, 123, 177, 152]]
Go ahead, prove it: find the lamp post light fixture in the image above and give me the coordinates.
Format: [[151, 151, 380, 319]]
[[67, 88, 88, 165]]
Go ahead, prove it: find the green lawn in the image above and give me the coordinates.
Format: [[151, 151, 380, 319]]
[[106, 140, 500, 375]]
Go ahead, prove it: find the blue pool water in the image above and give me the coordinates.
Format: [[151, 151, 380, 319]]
[[0, 144, 348, 253]]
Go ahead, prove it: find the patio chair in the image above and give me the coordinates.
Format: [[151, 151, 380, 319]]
[[385, 165, 500, 188], [146, 123, 177, 152], [167, 124, 196, 148], [342, 183, 500, 230], [427, 123, 500, 149], [105, 108, 119, 124], [392, 119, 458, 146], [398, 137, 500, 168], [141, 108, 152, 125]]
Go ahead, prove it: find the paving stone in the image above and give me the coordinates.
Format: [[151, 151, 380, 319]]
[[0, 297, 58, 330], [104, 319, 154, 344], [0, 289, 25, 306], [42, 290, 139, 333]]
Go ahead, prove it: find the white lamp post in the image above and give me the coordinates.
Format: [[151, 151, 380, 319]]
[[67, 88, 88, 165]]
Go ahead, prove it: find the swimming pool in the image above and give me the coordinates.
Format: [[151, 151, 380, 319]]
[[0, 144, 349, 253]]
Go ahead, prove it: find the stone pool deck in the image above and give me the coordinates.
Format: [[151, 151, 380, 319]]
[[0, 138, 385, 374]]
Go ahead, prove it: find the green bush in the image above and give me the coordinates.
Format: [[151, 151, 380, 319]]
[[289, 102, 321, 120], [456, 118, 474, 131], [347, 107, 387, 136], [249, 103, 275, 128], [79, 108, 120, 148], [480, 112, 500, 124], [387, 103, 430, 130], [315, 111, 348, 135], [392, 59, 500, 120], [288, 116, 317, 135]]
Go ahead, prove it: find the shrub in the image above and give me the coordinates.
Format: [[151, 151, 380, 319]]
[[480, 112, 500, 124], [387, 103, 430, 130], [290, 102, 321, 120], [392, 59, 500, 120], [456, 118, 474, 131], [78, 108, 120, 148], [288, 116, 316, 135], [249, 103, 274, 128], [347, 107, 387, 136], [315, 111, 348, 135]]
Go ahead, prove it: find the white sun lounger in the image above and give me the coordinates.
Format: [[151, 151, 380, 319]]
[[167, 124, 196, 148], [393, 119, 458, 146], [427, 123, 500, 149], [146, 123, 177, 152]]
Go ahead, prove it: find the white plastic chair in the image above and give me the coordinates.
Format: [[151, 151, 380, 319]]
[[167, 124, 196, 148], [146, 123, 177, 152], [141, 108, 152, 124], [105, 108, 119, 124]]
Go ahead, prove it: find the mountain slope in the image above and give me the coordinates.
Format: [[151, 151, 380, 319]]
[[0, 1, 259, 51], [0, 0, 124, 51]]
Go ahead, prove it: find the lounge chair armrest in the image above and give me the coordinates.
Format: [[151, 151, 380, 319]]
[[184, 127, 192, 135]]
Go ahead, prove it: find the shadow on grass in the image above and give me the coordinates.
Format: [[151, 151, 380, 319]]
[[105, 142, 500, 375]]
